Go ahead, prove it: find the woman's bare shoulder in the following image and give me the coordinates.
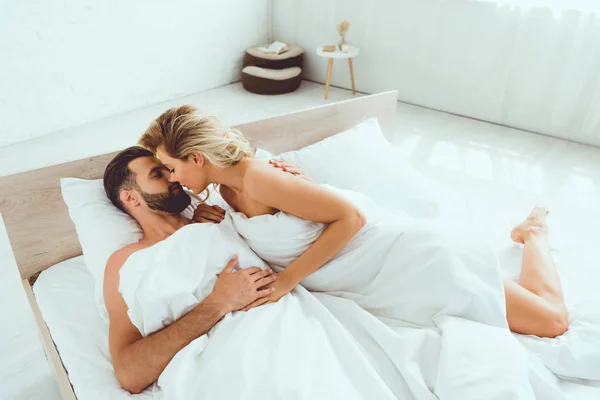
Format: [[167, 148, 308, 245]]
[[243, 157, 272, 173], [243, 158, 288, 189]]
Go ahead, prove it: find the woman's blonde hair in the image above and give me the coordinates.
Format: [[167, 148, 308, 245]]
[[138, 105, 254, 168]]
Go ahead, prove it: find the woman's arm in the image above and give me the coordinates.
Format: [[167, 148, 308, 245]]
[[242, 164, 366, 308]]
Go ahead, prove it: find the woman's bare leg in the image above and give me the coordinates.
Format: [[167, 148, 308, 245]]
[[504, 206, 568, 338]]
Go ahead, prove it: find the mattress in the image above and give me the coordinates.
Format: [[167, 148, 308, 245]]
[[33, 256, 160, 399]]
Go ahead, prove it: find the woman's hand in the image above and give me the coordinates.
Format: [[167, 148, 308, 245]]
[[193, 203, 226, 223], [241, 272, 296, 311], [269, 159, 316, 183]]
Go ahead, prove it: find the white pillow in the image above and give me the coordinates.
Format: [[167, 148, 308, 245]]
[[61, 179, 142, 284], [60, 178, 198, 317], [277, 117, 471, 219], [255, 148, 275, 160]]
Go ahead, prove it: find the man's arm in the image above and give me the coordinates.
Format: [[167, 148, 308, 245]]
[[105, 251, 276, 394]]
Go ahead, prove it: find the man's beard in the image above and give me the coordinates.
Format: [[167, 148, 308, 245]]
[[141, 183, 192, 214]]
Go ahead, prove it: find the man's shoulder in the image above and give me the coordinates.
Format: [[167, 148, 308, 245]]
[[105, 242, 150, 278], [103, 242, 153, 302]]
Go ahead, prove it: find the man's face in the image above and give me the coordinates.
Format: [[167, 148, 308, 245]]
[[127, 156, 191, 214]]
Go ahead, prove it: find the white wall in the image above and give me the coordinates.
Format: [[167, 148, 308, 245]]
[[0, 0, 269, 147], [5, 0, 600, 148], [273, 0, 600, 146]]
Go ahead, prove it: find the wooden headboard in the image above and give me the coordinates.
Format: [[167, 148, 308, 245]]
[[0, 90, 398, 280]]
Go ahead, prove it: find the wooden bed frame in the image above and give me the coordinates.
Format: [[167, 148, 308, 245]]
[[0, 90, 398, 399]]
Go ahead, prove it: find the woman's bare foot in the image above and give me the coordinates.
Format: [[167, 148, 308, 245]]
[[511, 206, 549, 244]]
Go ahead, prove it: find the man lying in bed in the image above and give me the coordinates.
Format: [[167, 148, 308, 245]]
[[102, 146, 399, 399], [102, 146, 278, 394]]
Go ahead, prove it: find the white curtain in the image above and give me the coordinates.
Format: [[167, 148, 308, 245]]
[[276, 0, 600, 146], [413, 0, 600, 146]]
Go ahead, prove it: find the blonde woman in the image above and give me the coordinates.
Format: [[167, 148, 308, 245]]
[[139, 105, 367, 310], [139, 105, 568, 339]]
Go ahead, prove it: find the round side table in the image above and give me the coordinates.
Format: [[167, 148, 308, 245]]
[[316, 45, 360, 99]]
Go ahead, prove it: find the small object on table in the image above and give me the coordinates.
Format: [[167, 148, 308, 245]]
[[322, 45, 336, 52], [337, 20, 350, 51], [316, 45, 360, 100]]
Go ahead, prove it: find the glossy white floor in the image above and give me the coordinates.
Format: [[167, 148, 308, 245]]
[[392, 99, 600, 303], [1, 81, 599, 399]]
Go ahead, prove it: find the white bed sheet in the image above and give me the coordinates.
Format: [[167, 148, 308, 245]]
[[34, 256, 160, 400], [35, 253, 600, 399]]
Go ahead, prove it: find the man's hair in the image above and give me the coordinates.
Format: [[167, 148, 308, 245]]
[[103, 146, 154, 214]]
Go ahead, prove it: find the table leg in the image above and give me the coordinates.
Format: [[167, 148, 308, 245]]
[[348, 58, 356, 94], [325, 59, 334, 99]]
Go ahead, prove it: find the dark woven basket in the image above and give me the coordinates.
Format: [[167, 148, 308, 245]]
[[241, 71, 303, 95], [241, 45, 304, 95]]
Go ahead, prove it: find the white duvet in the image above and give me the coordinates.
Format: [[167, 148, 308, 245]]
[[119, 217, 399, 399], [232, 185, 507, 329], [229, 184, 599, 398], [119, 183, 599, 399]]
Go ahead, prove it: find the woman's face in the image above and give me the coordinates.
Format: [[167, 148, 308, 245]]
[[156, 146, 209, 195]]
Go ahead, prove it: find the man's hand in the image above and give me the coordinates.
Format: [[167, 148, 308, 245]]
[[242, 273, 295, 312], [209, 255, 277, 313], [194, 203, 226, 223], [269, 159, 316, 183]]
